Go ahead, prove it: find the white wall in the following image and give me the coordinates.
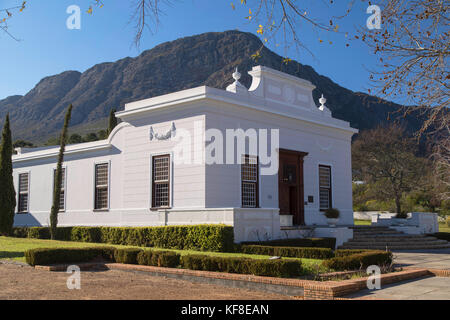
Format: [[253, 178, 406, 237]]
[[12, 65, 356, 243], [204, 102, 354, 226], [13, 109, 207, 227]]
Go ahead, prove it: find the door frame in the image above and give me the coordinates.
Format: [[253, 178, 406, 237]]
[[278, 148, 308, 225]]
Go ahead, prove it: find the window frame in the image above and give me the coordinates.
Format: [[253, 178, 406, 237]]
[[94, 162, 110, 211], [17, 172, 30, 214], [318, 164, 332, 211], [151, 154, 171, 209], [241, 154, 259, 208], [53, 167, 66, 212]]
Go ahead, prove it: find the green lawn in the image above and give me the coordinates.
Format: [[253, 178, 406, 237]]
[[0, 236, 327, 274], [354, 219, 371, 226], [356, 220, 450, 233], [439, 223, 450, 233]]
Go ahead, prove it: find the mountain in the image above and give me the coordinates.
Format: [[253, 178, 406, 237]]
[[0, 30, 423, 144]]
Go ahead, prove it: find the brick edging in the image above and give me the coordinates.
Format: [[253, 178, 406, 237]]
[[303, 269, 430, 299], [32, 262, 447, 300], [105, 263, 313, 288], [104, 263, 431, 299], [403, 267, 450, 278]]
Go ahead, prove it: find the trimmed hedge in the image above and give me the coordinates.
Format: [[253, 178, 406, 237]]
[[334, 249, 373, 257], [242, 237, 336, 250], [12, 227, 29, 238], [114, 248, 143, 264], [25, 247, 115, 266], [24, 246, 300, 278], [429, 232, 450, 242], [322, 250, 393, 271], [13, 225, 234, 252], [137, 250, 181, 268], [240, 245, 333, 259], [180, 255, 303, 277]]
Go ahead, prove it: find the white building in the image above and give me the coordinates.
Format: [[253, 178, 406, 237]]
[[12, 66, 357, 245]]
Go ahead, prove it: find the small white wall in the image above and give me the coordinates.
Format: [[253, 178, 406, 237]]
[[372, 212, 439, 234], [314, 227, 353, 248]]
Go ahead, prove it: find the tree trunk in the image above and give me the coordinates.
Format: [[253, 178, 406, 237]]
[[395, 194, 402, 215], [50, 105, 72, 240]]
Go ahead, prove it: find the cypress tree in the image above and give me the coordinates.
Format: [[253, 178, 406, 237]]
[[0, 114, 16, 236], [50, 104, 72, 240], [107, 108, 117, 135]]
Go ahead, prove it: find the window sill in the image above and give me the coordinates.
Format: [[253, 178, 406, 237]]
[[150, 207, 172, 211], [93, 209, 109, 212], [16, 212, 29, 215]]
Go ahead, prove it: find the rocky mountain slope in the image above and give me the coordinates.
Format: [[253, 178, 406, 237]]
[[0, 30, 423, 143]]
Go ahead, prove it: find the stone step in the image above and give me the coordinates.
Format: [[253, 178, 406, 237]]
[[354, 235, 407, 239], [343, 225, 450, 250], [353, 231, 405, 236], [338, 244, 450, 250], [350, 226, 392, 229], [344, 239, 448, 246], [353, 237, 429, 241], [351, 236, 437, 242]]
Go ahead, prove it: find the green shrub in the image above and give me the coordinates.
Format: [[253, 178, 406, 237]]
[[14, 225, 234, 252], [99, 225, 234, 252], [24, 247, 115, 266], [71, 227, 101, 243], [429, 232, 450, 241], [395, 212, 408, 219], [180, 255, 303, 278], [240, 245, 333, 259], [242, 238, 336, 250], [25, 227, 73, 240], [447, 217, 450, 227], [322, 251, 393, 271], [324, 208, 340, 219], [12, 227, 29, 238], [114, 248, 143, 264], [334, 249, 374, 257], [27, 227, 51, 239], [137, 250, 180, 268]]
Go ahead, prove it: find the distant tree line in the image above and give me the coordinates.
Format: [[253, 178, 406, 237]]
[[352, 124, 449, 217], [13, 108, 118, 148]]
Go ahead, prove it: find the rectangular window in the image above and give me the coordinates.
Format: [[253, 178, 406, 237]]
[[241, 155, 258, 208], [319, 165, 332, 210], [53, 168, 66, 211], [18, 173, 29, 213], [94, 163, 109, 210], [152, 155, 170, 208]]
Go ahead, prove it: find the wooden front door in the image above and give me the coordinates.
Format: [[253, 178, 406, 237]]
[[278, 149, 307, 225]]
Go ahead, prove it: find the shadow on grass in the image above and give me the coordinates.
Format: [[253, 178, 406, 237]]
[[0, 251, 24, 259]]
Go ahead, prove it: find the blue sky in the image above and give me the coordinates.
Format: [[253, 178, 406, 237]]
[[0, 0, 381, 101]]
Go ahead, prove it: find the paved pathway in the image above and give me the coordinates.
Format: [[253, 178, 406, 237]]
[[393, 248, 450, 270], [346, 276, 450, 300], [346, 249, 450, 299]]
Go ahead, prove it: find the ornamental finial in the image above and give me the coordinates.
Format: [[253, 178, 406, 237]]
[[232, 67, 241, 82], [319, 94, 327, 107]]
